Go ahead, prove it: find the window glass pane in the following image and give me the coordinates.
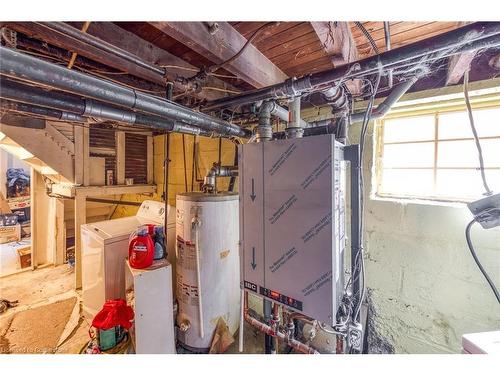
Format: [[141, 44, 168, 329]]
[[435, 169, 500, 199], [438, 108, 500, 140], [437, 139, 500, 168], [383, 115, 435, 143], [383, 142, 435, 168], [380, 169, 434, 196]]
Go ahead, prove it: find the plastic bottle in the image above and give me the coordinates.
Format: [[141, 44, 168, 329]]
[[153, 226, 166, 260], [129, 226, 154, 269]]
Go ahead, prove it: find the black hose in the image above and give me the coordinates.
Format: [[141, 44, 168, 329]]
[[465, 219, 500, 304], [464, 71, 493, 196]]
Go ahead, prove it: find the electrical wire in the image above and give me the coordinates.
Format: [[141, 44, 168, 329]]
[[463, 70, 493, 196], [207, 22, 278, 74], [158, 65, 238, 79], [465, 218, 500, 304], [353, 71, 381, 322], [354, 22, 380, 55]]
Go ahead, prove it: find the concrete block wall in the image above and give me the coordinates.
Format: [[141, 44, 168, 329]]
[[350, 119, 500, 353]]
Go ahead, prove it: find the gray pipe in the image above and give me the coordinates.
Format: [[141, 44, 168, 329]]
[[202, 22, 500, 110], [202, 165, 238, 193], [269, 102, 308, 129], [256, 101, 274, 142], [273, 75, 419, 139], [37, 22, 166, 77], [0, 99, 86, 122], [285, 96, 304, 139], [349, 75, 419, 123], [0, 47, 250, 138], [0, 78, 214, 137]]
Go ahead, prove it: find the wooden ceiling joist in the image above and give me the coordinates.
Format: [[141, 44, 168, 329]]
[[311, 21, 362, 94], [86, 23, 240, 100], [148, 22, 288, 88], [446, 22, 476, 86]]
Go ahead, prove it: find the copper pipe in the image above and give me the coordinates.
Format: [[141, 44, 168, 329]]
[[336, 335, 344, 354], [243, 291, 319, 354], [288, 312, 315, 323]]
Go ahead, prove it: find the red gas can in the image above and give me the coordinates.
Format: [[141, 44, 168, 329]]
[[129, 226, 154, 269]]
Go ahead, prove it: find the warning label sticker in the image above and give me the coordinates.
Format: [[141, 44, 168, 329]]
[[176, 237, 197, 270]]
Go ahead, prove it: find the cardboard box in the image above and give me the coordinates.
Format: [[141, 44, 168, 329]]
[[7, 196, 30, 210], [17, 246, 31, 269], [0, 224, 21, 244]]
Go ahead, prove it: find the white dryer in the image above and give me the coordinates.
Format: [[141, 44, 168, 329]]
[[81, 200, 175, 318]]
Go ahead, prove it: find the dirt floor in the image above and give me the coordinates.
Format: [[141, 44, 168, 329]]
[[0, 265, 90, 354], [0, 265, 277, 354]]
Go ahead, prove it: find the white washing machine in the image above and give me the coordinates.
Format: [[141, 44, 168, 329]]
[[81, 200, 175, 318]]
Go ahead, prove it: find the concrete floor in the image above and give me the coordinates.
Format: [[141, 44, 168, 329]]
[[0, 264, 275, 354]]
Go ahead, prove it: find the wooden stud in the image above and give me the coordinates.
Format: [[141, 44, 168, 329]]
[[30, 167, 37, 270], [55, 198, 66, 265], [116, 131, 125, 185], [74, 194, 86, 289], [83, 126, 90, 186], [74, 125, 84, 185]]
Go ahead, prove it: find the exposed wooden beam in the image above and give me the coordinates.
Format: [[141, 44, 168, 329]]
[[310, 21, 362, 95], [446, 22, 476, 85], [148, 22, 288, 88], [87, 22, 240, 101], [5, 22, 164, 86]]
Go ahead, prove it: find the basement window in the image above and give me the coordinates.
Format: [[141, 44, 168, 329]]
[[375, 104, 500, 202]]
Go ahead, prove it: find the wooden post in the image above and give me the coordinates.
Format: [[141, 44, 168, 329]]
[[74, 194, 86, 289], [83, 126, 90, 186], [116, 131, 125, 185], [55, 198, 66, 265], [74, 125, 84, 185], [30, 167, 37, 270]]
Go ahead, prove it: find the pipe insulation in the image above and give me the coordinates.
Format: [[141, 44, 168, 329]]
[[0, 78, 215, 137], [0, 46, 250, 138], [202, 22, 500, 110]]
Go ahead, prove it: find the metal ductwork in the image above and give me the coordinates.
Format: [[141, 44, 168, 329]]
[[202, 22, 500, 110], [0, 46, 250, 138], [0, 78, 214, 136]]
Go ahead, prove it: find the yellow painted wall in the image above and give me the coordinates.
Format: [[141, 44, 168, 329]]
[[112, 133, 238, 218]]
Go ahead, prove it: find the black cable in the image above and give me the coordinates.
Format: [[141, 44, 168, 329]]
[[465, 219, 500, 304], [182, 134, 188, 192], [353, 72, 381, 322], [354, 22, 380, 55], [464, 70, 493, 196]]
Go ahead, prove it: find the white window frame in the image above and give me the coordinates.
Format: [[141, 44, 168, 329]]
[[374, 98, 500, 203]]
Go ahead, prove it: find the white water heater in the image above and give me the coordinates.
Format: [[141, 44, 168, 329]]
[[175, 192, 240, 351]]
